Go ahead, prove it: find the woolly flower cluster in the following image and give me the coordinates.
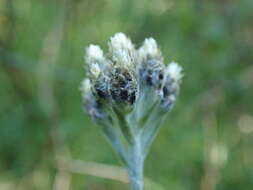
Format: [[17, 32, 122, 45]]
[[81, 32, 182, 120], [80, 32, 182, 190]]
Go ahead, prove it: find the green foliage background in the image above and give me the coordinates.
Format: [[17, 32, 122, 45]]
[[1, 0, 253, 189]]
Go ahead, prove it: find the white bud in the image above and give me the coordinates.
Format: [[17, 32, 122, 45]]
[[80, 78, 91, 99], [166, 61, 183, 82], [85, 44, 104, 64], [109, 32, 134, 51], [90, 63, 101, 78], [138, 38, 160, 62], [109, 33, 134, 67]]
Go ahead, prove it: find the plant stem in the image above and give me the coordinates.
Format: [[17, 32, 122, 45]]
[[127, 136, 144, 190]]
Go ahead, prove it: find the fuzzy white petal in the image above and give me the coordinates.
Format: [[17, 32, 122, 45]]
[[109, 32, 134, 51], [80, 78, 91, 99], [166, 61, 183, 81], [90, 63, 101, 78], [109, 33, 134, 67], [85, 44, 104, 64], [138, 38, 160, 61]]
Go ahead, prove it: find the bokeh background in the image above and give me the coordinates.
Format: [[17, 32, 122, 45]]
[[1, 0, 253, 189]]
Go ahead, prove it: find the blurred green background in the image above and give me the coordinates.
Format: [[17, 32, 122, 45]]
[[1, 0, 253, 189]]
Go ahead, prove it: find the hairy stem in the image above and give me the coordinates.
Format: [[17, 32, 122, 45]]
[[127, 136, 144, 190]]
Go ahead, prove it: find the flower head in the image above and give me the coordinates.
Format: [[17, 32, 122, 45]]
[[109, 33, 135, 68], [80, 33, 183, 189], [166, 61, 183, 82], [81, 32, 182, 121], [85, 44, 104, 63], [80, 78, 91, 99], [138, 37, 160, 61]]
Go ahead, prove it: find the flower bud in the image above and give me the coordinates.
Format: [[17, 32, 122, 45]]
[[166, 61, 183, 82], [81, 33, 183, 190], [109, 33, 135, 68]]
